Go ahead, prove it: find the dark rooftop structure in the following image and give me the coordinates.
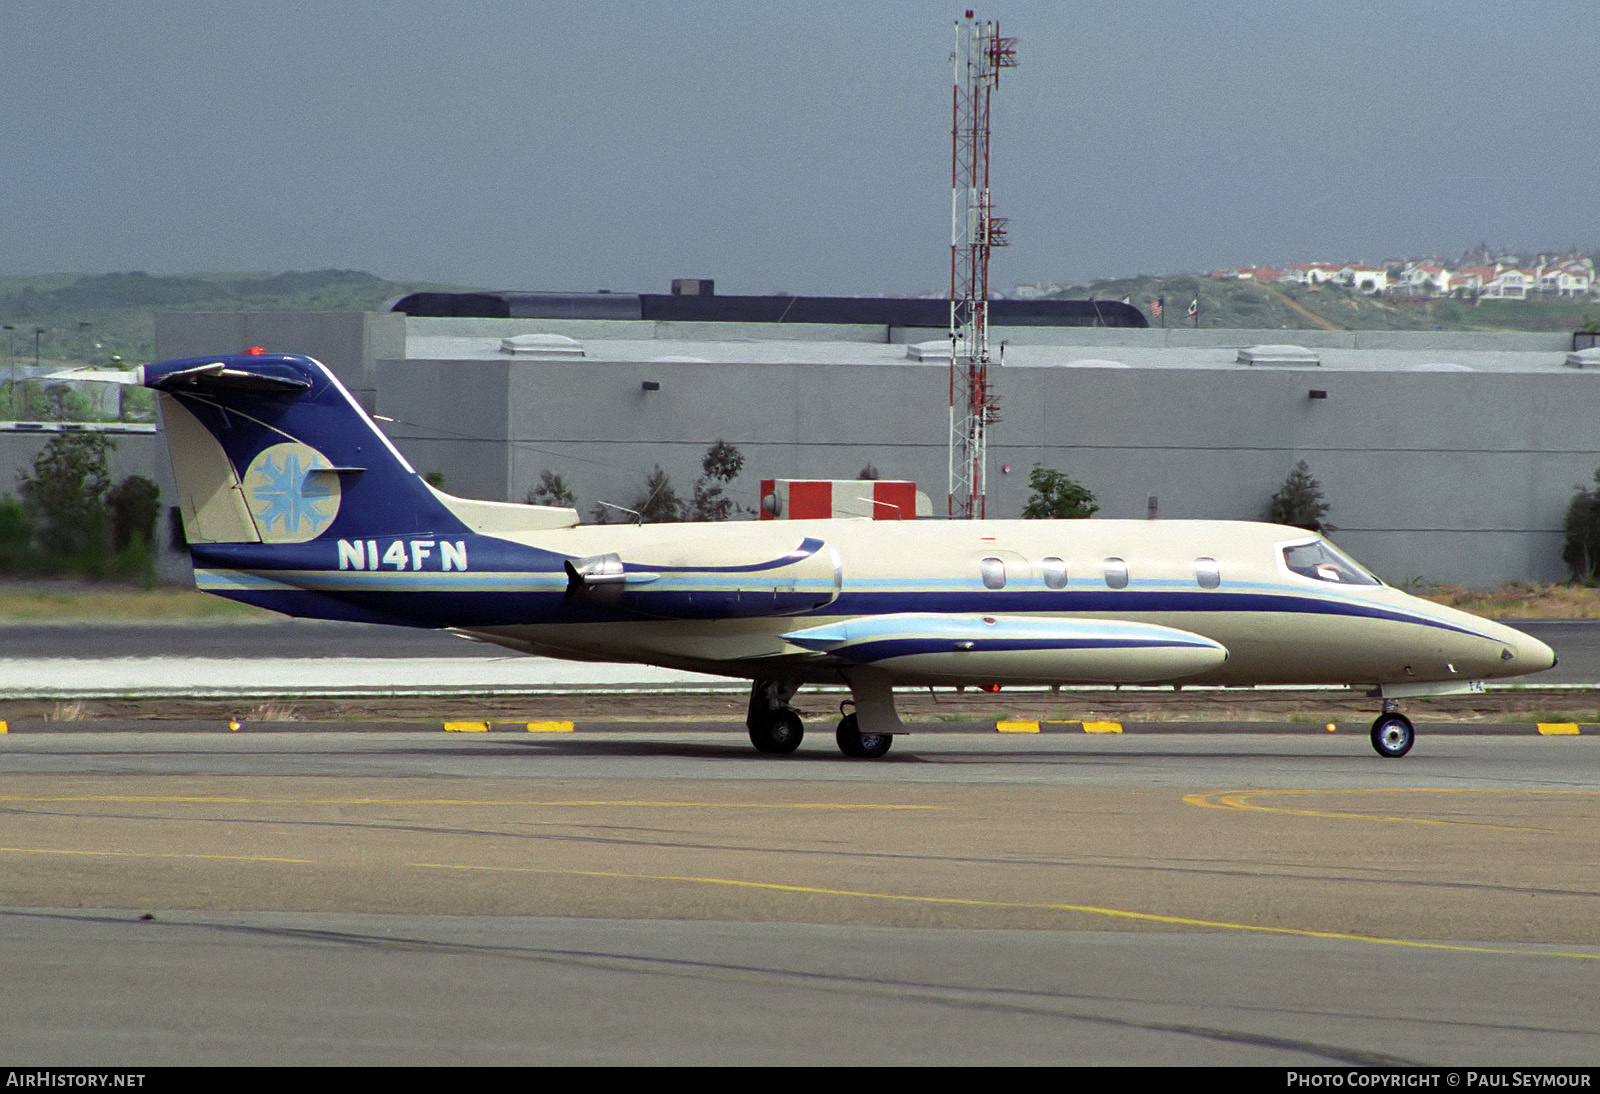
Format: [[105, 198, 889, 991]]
[[390, 283, 1149, 328]]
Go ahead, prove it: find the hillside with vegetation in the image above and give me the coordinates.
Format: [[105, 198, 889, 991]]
[[4, 266, 1597, 384], [1041, 274, 1600, 334], [0, 269, 471, 369]]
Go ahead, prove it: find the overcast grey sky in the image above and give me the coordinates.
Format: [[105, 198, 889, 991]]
[[4, 1, 1597, 295]]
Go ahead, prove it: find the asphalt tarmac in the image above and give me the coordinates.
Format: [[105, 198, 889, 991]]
[[2, 730, 1597, 1065]]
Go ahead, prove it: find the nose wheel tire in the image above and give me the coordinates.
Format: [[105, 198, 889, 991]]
[[1370, 713, 1415, 758], [750, 709, 804, 754], [836, 713, 893, 759]]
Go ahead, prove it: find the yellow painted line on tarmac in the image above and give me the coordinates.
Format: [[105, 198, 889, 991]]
[[443, 721, 489, 732], [0, 845, 314, 864], [411, 860, 1600, 963], [0, 721, 8, 733], [0, 794, 943, 811], [1081, 721, 1123, 734], [522, 721, 575, 733], [1538, 723, 1582, 735], [1183, 787, 1595, 831]]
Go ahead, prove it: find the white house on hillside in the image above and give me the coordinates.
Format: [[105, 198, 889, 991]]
[[1337, 265, 1389, 294], [1479, 266, 1537, 300]]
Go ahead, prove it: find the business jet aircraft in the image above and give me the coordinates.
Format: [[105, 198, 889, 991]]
[[81, 352, 1556, 759]]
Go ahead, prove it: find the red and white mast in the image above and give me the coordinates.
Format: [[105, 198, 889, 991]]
[[948, 11, 1016, 519]]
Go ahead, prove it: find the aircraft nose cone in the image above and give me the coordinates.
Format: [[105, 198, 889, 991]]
[[1513, 633, 1557, 674], [1493, 626, 1556, 676]]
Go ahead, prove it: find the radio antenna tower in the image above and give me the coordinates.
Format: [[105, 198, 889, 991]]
[[948, 11, 1016, 519]]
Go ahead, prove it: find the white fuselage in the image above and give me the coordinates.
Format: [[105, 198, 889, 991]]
[[453, 518, 1553, 690]]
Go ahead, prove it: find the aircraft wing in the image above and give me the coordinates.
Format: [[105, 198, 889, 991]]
[[46, 367, 145, 384], [783, 613, 1228, 685]]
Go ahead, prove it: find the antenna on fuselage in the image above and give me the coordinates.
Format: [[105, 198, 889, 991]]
[[595, 500, 643, 526]]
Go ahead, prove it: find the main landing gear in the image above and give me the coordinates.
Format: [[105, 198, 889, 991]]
[[1369, 700, 1415, 758], [746, 679, 898, 759], [747, 680, 803, 754]]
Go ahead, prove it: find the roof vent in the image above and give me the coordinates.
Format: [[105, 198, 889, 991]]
[[905, 341, 952, 361], [1237, 344, 1320, 367], [498, 334, 585, 357], [1565, 347, 1600, 369]]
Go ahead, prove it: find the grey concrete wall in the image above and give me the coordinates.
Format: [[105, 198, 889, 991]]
[[375, 359, 513, 503], [990, 366, 1600, 585], [154, 312, 405, 411], [375, 354, 1600, 586], [154, 311, 1600, 587]]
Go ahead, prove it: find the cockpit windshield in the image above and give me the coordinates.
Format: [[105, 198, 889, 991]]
[[1281, 539, 1381, 586]]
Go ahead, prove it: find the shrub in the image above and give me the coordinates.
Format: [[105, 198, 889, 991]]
[[1562, 469, 1600, 581], [108, 475, 161, 552], [631, 465, 683, 523], [686, 440, 749, 521], [18, 433, 113, 559], [526, 470, 576, 508], [0, 496, 34, 572], [1021, 465, 1098, 519], [1266, 460, 1332, 533]]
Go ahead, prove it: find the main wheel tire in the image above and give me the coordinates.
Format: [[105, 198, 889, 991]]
[[1370, 713, 1415, 758], [836, 713, 893, 759], [749, 708, 804, 754]]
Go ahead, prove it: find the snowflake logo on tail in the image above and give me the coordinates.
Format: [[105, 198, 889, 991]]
[[242, 442, 341, 543]]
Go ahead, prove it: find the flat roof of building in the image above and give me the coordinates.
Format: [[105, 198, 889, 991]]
[[400, 319, 1594, 375]]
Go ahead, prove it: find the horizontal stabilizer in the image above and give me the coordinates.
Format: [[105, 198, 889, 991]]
[[783, 613, 1228, 685], [147, 360, 312, 394], [47, 367, 144, 385]]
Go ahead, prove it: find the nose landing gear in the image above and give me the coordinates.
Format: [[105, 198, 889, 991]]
[[1370, 700, 1415, 758]]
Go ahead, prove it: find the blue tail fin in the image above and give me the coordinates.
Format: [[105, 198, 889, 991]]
[[145, 352, 469, 545]]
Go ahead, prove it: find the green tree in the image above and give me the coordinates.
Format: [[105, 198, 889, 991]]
[[1021, 465, 1098, 519], [686, 440, 748, 521], [1267, 460, 1332, 533], [18, 433, 113, 558], [631, 465, 683, 523], [526, 469, 577, 508], [1562, 469, 1600, 581]]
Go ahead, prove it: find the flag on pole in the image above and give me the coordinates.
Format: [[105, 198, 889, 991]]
[[1150, 297, 1163, 319], [1187, 298, 1198, 320]]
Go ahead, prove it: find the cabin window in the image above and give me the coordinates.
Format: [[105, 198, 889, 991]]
[[1041, 557, 1067, 589], [1194, 557, 1221, 589], [1282, 540, 1380, 586], [1102, 557, 1129, 589], [979, 557, 1006, 589]]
